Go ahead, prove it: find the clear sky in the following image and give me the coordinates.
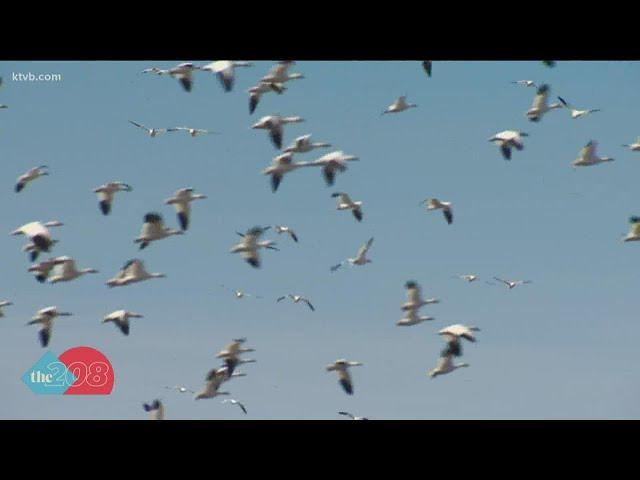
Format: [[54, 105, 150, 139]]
[[1, 61, 640, 420]]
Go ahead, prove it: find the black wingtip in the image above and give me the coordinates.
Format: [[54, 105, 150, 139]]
[[99, 200, 111, 215]]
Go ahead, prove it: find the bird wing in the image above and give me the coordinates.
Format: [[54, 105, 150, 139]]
[[532, 85, 550, 110], [580, 141, 596, 160], [357, 237, 374, 257], [304, 299, 315, 311]]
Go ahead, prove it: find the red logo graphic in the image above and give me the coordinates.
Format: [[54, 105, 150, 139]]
[[58, 346, 115, 395]]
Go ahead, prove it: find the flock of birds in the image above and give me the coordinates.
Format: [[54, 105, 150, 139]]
[[2, 60, 639, 420]]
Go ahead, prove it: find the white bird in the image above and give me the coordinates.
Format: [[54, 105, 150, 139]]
[[382, 95, 417, 115], [332, 192, 363, 222], [165, 188, 207, 231], [106, 259, 166, 288], [0, 301, 13, 318], [194, 368, 231, 400], [261, 61, 304, 84], [310, 150, 360, 186], [222, 398, 248, 414], [428, 354, 469, 379], [456, 274, 479, 283], [439, 324, 480, 357], [511, 80, 537, 88], [557, 96, 601, 119], [252, 115, 305, 150], [15, 166, 49, 193], [488, 130, 529, 161], [623, 216, 640, 242], [215, 339, 256, 375], [28, 257, 64, 283], [168, 127, 218, 137], [164, 385, 195, 394], [247, 81, 286, 115], [262, 152, 312, 192], [230, 226, 278, 269], [142, 399, 165, 420], [93, 182, 132, 215], [274, 225, 299, 243], [129, 120, 170, 137], [26, 306, 72, 348], [397, 309, 434, 327], [11, 220, 64, 260], [422, 198, 453, 224], [48, 256, 99, 284], [284, 134, 332, 154], [621, 137, 640, 152], [199, 60, 253, 92], [326, 359, 363, 395], [167, 62, 197, 92], [492, 277, 532, 290], [401, 280, 440, 312], [135, 212, 184, 249], [338, 411, 369, 420], [572, 140, 614, 167], [220, 285, 263, 299], [142, 67, 168, 75], [526, 84, 563, 122], [276, 294, 315, 311], [331, 237, 374, 272], [102, 310, 144, 336]]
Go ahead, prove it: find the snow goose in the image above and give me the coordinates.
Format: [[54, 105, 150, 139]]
[[142, 67, 168, 75], [194, 368, 231, 400], [11, 221, 63, 259], [439, 324, 480, 357], [421, 198, 453, 224], [623, 216, 640, 242], [261, 61, 304, 84], [164, 385, 195, 394], [215, 339, 256, 375], [93, 182, 132, 215], [422, 61, 432, 77], [135, 212, 184, 249], [15, 166, 49, 193], [106, 259, 166, 288], [48, 256, 98, 284], [167, 62, 197, 92], [262, 152, 312, 192], [276, 294, 315, 311], [428, 354, 469, 378], [142, 399, 165, 420], [199, 60, 253, 92], [526, 84, 562, 122], [230, 226, 278, 268], [332, 192, 363, 222], [248, 81, 286, 115], [310, 150, 360, 186], [331, 237, 374, 272], [28, 257, 64, 283], [220, 285, 263, 299], [572, 140, 614, 167], [397, 309, 434, 327], [511, 80, 537, 88], [284, 134, 332, 154], [492, 277, 532, 289], [488, 130, 529, 161], [252, 115, 305, 150], [222, 398, 248, 414], [168, 127, 218, 137], [401, 280, 440, 312], [129, 120, 170, 138], [0, 301, 13, 318], [102, 310, 144, 336], [456, 274, 478, 283], [274, 225, 298, 242], [622, 137, 640, 151], [165, 188, 207, 231], [382, 95, 418, 115], [326, 359, 363, 395], [27, 306, 72, 348], [557, 96, 601, 119]]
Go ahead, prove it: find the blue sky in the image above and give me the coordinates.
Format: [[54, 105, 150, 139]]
[[1, 61, 640, 419]]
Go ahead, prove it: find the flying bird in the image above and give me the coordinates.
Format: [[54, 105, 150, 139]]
[[194, 368, 231, 400], [102, 310, 144, 336], [220, 285, 263, 299], [106, 259, 166, 288], [557, 96, 601, 119], [168, 127, 218, 137], [276, 294, 315, 311], [428, 354, 469, 379], [252, 115, 305, 150], [422, 61, 432, 77], [11, 220, 64, 260], [332, 192, 363, 222], [143, 399, 165, 420], [621, 137, 640, 152], [326, 359, 363, 395], [542, 61, 556, 68], [262, 152, 312, 192], [526, 84, 562, 122], [26, 306, 72, 348], [339, 411, 369, 420], [397, 309, 435, 327], [274, 225, 298, 242], [230, 226, 278, 268], [310, 150, 359, 186], [129, 120, 171, 138], [15, 166, 49, 193], [164, 385, 196, 394], [167, 62, 197, 92], [439, 324, 480, 357], [331, 237, 374, 272], [488, 131, 528, 161], [222, 398, 248, 414], [492, 277, 532, 290], [623, 216, 640, 242], [511, 80, 537, 88], [135, 212, 184, 249], [247, 81, 286, 115], [0, 301, 13, 318], [572, 140, 614, 167], [28, 257, 65, 283], [401, 280, 440, 312], [48, 256, 99, 284], [198, 60, 253, 92], [261, 61, 304, 84], [422, 198, 453, 224], [456, 274, 479, 283], [382, 95, 418, 115], [284, 134, 332, 154], [165, 188, 207, 231], [93, 182, 132, 215]]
